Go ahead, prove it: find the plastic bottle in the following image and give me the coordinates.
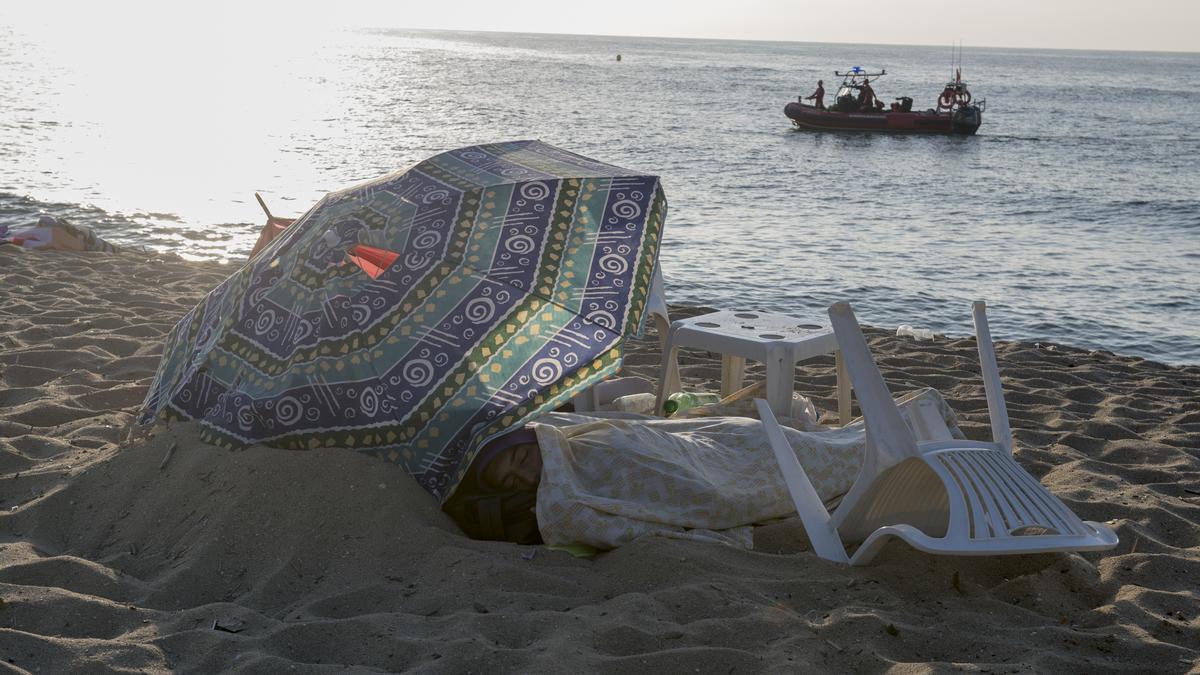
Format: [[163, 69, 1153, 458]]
[[663, 392, 721, 416], [610, 392, 658, 414], [790, 394, 820, 429], [897, 325, 934, 341]]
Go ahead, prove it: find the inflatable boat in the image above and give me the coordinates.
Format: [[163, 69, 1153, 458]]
[[786, 67, 984, 135]]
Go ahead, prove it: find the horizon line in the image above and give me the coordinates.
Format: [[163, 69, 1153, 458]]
[[372, 25, 1200, 57]]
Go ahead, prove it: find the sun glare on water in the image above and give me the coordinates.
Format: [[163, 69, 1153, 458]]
[[3, 4, 369, 256]]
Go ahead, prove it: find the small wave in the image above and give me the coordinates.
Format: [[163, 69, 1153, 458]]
[[0, 192, 249, 257], [0, 191, 119, 223], [1146, 300, 1199, 310], [985, 134, 1049, 143], [135, 211, 183, 222]]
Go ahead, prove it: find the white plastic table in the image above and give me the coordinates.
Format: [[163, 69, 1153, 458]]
[[654, 310, 852, 423]]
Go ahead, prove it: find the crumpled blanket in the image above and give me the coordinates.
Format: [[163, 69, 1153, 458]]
[[531, 388, 964, 550], [0, 216, 120, 252]]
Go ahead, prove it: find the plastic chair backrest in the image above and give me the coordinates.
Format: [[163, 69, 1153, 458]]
[[827, 302, 921, 483]]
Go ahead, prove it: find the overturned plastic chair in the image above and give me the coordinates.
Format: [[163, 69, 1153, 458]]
[[757, 300, 1118, 565]]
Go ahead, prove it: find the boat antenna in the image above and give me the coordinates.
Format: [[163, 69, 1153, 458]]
[[950, 40, 963, 82]]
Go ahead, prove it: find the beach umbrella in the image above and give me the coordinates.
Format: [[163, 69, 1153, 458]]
[[136, 140, 666, 502]]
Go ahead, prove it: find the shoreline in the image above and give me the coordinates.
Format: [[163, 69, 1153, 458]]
[[2, 246, 1198, 672]]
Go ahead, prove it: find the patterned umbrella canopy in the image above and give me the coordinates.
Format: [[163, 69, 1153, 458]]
[[136, 140, 666, 502]]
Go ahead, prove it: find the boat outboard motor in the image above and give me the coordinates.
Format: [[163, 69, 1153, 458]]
[[898, 96, 913, 112], [952, 105, 982, 134]]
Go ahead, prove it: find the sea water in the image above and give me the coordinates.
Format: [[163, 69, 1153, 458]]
[[1, 24, 1197, 364]]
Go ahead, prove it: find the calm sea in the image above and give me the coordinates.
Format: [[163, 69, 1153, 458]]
[[1, 25, 1197, 364]]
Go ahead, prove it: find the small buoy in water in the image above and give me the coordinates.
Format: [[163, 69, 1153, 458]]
[[616, 54, 622, 62]]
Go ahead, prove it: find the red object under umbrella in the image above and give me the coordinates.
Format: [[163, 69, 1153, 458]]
[[250, 192, 296, 259], [251, 192, 395, 278]]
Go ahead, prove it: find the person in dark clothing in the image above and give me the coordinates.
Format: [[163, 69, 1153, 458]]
[[857, 78, 877, 111], [804, 79, 825, 109]]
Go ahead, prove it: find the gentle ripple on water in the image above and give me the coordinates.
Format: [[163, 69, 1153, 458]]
[[0, 23, 1197, 364]]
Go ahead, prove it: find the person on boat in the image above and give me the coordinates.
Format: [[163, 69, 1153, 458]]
[[857, 78, 877, 111], [804, 79, 825, 109]]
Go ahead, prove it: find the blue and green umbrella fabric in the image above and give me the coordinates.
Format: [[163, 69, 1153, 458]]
[[136, 140, 666, 502]]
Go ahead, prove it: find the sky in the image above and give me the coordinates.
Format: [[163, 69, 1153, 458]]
[[2, 0, 1197, 53]]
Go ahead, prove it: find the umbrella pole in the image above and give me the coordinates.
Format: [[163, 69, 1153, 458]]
[[254, 192, 275, 220]]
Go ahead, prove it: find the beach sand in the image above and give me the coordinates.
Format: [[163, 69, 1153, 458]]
[[1, 245, 1198, 673]]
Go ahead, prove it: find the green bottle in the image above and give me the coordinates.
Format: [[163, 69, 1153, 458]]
[[663, 391, 721, 416]]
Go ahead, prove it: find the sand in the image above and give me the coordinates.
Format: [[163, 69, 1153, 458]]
[[1, 244, 1198, 673]]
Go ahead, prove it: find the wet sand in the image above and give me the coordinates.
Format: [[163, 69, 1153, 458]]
[[1, 245, 1198, 673]]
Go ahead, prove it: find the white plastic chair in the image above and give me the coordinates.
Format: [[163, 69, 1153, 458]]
[[573, 264, 673, 412], [757, 300, 1118, 565]]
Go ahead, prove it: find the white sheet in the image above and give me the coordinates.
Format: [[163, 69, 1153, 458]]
[[531, 388, 963, 550]]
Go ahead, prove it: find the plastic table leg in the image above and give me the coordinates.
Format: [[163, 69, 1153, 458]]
[[764, 345, 794, 417], [720, 354, 746, 398]]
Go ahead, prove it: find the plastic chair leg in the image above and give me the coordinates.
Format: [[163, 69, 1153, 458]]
[[653, 312, 671, 354], [654, 344, 682, 416], [756, 399, 850, 564], [835, 350, 853, 425]]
